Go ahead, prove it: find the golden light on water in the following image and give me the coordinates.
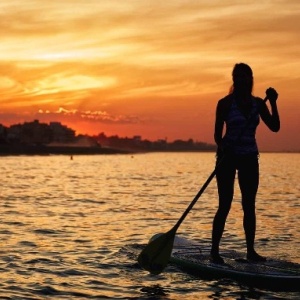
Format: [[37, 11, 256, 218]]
[[0, 153, 299, 298]]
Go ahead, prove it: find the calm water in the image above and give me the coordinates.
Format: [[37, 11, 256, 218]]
[[0, 152, 299, 299]]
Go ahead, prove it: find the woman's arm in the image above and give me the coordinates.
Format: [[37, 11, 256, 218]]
[[214, 101, 225, 147], [214, 96, 233, 147], [258, 88, 280, 132]]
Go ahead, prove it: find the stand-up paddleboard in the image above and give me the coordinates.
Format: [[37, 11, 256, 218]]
[[170, 236, 300, 291]]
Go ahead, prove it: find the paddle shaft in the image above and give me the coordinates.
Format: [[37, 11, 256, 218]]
[[172, 96, 268, 233]]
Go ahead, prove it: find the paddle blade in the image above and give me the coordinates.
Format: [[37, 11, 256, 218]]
[[137, 230, 176, 275]]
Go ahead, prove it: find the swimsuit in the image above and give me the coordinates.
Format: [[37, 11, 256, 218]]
[[222, 98, 260, 156]]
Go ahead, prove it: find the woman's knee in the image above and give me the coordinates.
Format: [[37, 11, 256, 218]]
[[242, 199, 255, 213], [217, 202, 232, 217]]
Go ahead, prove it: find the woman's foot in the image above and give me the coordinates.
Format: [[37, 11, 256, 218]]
[[247, 251, 266, 262], [210, 252, 224, 264]]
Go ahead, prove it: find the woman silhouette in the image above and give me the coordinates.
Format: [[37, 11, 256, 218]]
[[210, 63, 280, 264]]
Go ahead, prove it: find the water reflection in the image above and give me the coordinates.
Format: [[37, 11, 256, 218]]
[[0, 153, 299, 299]]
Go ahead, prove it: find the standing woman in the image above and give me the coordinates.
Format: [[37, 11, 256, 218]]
[[210, 63, 280, 264]]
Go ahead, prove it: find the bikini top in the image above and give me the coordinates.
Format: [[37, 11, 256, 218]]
[[223, 98, 260, 155]]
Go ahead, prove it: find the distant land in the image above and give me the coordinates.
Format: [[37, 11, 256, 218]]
[[0, 120, 216, 155]]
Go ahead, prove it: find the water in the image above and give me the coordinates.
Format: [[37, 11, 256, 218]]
[[0, 152, 299, 299]]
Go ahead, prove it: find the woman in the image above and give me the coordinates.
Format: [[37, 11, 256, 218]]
[[211, 63, 280, 264]]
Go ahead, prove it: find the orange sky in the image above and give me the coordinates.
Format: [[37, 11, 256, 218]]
[[0, 0, 299, 151]]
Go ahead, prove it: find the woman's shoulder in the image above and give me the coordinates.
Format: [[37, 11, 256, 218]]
[[252, 96, 266, 107], [216, 94, 234, 120], [217, 94, 234, 109], [252, 96, 264, 102], [252, 96, 268, 114], [218, 94, 233, 102]]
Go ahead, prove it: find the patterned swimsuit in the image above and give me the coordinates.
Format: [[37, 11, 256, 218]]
[[223, 98, 260, 156]]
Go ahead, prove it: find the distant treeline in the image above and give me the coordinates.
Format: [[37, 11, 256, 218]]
[[93, 132, 216, 152], [0, 120, 216, 155]]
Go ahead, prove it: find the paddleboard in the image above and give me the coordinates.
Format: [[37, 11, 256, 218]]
[[170, 236, 300, 291]]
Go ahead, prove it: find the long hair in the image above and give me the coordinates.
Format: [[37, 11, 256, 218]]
[[229, 63, 253, 95]]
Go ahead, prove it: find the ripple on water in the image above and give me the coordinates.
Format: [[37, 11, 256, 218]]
[[18, 241, 38, 247], [33, 229, 62, 235]]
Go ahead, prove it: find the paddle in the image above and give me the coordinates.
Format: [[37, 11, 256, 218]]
[[138, 94, 270, 275]]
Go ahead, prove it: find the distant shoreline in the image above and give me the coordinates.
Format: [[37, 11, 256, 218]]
[[0, 145, 298, 156]]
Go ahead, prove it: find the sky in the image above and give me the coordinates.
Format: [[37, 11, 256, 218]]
[[0, 0, 299, 152]]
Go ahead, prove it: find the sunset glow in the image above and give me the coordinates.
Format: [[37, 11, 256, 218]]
[[0, 0, 299, 151]]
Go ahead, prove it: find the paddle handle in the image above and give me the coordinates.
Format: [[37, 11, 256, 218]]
[[173, 95, 269, 232]]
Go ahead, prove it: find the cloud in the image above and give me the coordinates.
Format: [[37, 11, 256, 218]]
[[0, 76, 18, 90], [37, 107, 142, 124], [31, 74, 117, 95]]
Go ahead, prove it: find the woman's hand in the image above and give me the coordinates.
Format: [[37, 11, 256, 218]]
[[266, 87, 278, 104]]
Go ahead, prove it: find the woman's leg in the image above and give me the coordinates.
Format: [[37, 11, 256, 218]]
[[238, 156, 265, 261], [211, 156, 236, 263]]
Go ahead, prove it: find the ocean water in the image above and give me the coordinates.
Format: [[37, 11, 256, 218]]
[[0, 152, 299, 299]]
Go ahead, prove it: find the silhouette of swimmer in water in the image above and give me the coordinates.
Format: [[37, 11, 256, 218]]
[[210, 63, 280, 264]]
